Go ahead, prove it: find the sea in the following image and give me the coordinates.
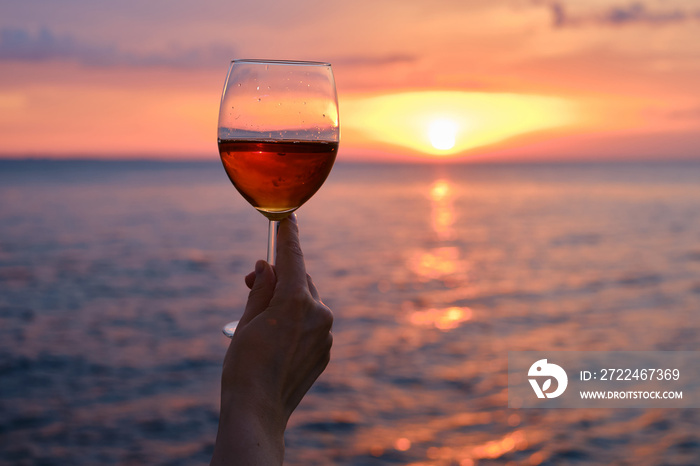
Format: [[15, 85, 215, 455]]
[[1, 159, 700, 465]]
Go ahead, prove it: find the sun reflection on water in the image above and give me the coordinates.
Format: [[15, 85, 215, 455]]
[[409, 306, 473, 330], [408, 246, 462, 280], [408, 178, 466, 283], [429, 179, 455, 241], [403, 177, 475, 334], [405, 430, 531, 465], [407, 178, 468, 288], [471, 430, 528, 460]]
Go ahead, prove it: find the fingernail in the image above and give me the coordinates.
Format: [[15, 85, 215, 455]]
[[255, 260, 265, 274], [289, 213, 297, 224]]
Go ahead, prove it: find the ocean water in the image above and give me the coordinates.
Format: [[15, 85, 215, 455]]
[[1, 159, 700, 465]]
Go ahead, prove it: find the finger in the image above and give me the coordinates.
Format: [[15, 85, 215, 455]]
[[274, 213, 308, 292], [245, 263, 276, 289], [307, 274, 319, 301], [244, 270, 256, 289], [236, 260, 276, 329]]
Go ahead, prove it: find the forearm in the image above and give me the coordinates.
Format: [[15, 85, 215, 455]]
[[210, 400, 285, 466]]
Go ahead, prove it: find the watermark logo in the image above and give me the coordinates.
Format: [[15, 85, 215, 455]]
[[510, 351, 696, 408], [528, 359, 568, 398]]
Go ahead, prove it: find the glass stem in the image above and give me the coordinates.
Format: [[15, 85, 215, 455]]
[[267, 220, 280, 265]]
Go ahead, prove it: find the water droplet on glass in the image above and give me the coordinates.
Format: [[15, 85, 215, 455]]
[[256, 86, 260, 91], [257, 98, 261, 102], [322, 114, 325, 117]]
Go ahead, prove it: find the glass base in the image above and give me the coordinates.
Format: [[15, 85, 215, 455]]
[[222, 320, 239, 338]]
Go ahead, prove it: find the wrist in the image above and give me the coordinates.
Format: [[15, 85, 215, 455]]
[[211, 391, 286, 466]]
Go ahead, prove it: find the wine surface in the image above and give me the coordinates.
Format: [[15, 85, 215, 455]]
[[219, 139, 338, 220]]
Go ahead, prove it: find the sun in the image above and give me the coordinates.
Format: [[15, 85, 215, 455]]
[[340, 91, 579, 158], [428, 118, 458, 151]]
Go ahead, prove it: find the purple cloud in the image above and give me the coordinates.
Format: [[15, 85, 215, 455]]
[[536, 1, 700, 28], [0, 27, 236, 68]]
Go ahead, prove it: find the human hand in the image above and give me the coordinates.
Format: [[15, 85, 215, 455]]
[[211, 214, 333, 465]]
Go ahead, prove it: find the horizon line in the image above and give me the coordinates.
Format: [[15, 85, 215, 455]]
[[1, 154, 699, 166]]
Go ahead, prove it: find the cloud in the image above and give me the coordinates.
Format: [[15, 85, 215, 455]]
[[535, 1, 700, 28], [0, 27, 104, 62], [667, 106, 700, 121], [331, 54, 418, 67], [0, 27, 236, 68]]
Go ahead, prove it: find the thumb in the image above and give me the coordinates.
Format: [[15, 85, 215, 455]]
[[236, 260, 276, 329]]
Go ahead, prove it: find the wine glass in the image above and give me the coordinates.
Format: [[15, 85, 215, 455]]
[[217, 59, 340, 337]]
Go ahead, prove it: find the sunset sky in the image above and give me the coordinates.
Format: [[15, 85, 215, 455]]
[[1, 0, 699, 162]]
